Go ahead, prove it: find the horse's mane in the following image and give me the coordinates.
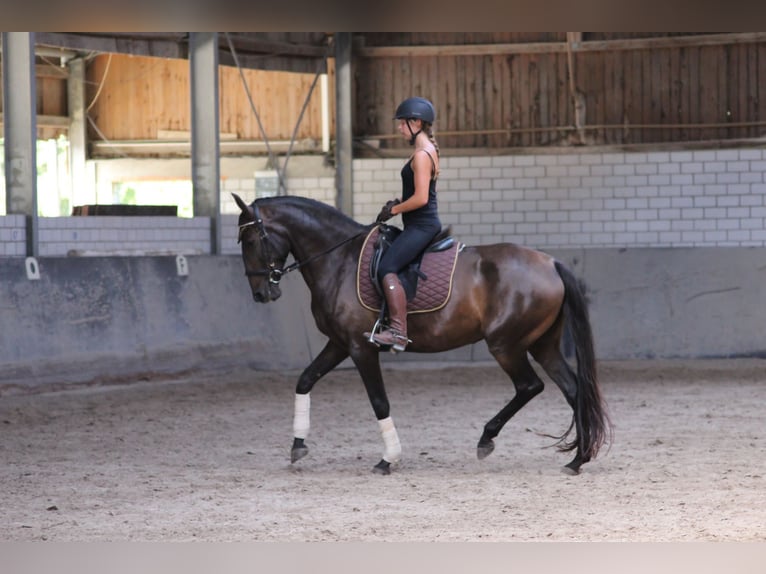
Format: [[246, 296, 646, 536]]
[[255, 195, 367, 234]]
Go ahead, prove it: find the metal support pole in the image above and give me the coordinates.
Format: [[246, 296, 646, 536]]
[[321, 73, 330, 153], [67, 57, 90, 209], [189, 32, 221, 254], [334, 33, 353, 216], [2, 32, 38, 257]]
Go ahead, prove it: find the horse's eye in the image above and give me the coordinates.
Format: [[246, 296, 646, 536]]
[[238, 227, 253, 244]]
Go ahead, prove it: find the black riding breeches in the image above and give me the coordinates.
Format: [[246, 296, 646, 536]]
[[377, 223, 440, 282]]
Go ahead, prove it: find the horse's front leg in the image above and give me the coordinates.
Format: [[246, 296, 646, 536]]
[[350, 346, 401, 475], [290, 340, 349, 464]]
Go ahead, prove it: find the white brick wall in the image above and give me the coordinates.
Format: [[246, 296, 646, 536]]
[[38, 216, 211, 256], [220, 175, 337, 254], [3, 147, 764, 257], [0, 215, 26, 256], [221, 175, 337, 214], [353, 147, 766, 248]]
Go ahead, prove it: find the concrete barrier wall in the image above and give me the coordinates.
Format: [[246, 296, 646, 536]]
[[552, 246, 766, 360], [0, 255, 321, 394], [2, 247, 765, 394]]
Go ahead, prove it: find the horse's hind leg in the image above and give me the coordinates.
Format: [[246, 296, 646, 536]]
[[529, 335, 584, 474], [478, 349, 545, 460], [290, 340, 349, 464]]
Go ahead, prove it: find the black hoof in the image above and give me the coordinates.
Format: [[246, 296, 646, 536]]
[[291, 438, 309, 463], [372, 459, 391, 475], [477, 439, 495, 460], [291, 447, 309, 463], [563, 458, 582, 475]]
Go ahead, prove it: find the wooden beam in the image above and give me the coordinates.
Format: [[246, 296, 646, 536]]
[[89, 138, 320, 158], [0, 64, 69, 79], [35, 32, 185, 59], [578, 32, 766, 52], [35, 64, 69, 79], [218, 35, 328, 59], [356, 32, 766, 58], [362, 120, 766, 140], [217, 51, 326, 74], [0, 114, 69, 129], [356, 138, 766, 159], [157, 129, 237, 141], [357, 41, 566, 58]]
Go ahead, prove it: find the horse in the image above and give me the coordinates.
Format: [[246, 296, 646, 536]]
[[233, 193, 611, 475]]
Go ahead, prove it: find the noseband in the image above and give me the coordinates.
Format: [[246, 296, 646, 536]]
[[238, 201, 369, 285]]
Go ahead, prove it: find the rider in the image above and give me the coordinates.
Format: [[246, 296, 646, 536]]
[[365, 96, 442, 352]]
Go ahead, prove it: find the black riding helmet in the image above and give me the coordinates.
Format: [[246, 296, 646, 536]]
[[395, 97, 435, 144], [394, 97, 435, 123]]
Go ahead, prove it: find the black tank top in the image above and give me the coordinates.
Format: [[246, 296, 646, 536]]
[[400, 151, 440, 228]]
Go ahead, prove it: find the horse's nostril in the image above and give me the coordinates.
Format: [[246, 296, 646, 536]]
[[253, 292, 264, 303]]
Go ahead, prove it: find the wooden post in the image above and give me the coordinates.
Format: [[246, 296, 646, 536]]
[[566, 32, 586, 145]]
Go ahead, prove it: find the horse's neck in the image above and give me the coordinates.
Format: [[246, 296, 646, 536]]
[[274, 209, 361, 264]]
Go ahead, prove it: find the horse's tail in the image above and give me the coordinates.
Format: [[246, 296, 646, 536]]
[[554, 260, 612, 461]]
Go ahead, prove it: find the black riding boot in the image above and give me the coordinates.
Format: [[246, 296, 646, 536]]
[[369, 273, 410, 352]]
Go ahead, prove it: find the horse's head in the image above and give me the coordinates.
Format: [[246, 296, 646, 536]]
[[233, 193, 288, 303]]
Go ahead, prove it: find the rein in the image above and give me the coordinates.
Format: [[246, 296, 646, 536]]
[[238, 202, 369, 285]]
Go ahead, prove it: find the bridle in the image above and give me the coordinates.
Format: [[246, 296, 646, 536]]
[[238, 202, 290, 284], [238, 201, 369, 285]]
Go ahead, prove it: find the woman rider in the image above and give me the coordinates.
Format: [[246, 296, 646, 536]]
[[365, 96, 442, 352]]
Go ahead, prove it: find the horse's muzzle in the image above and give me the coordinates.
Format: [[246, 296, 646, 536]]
[[253, 285, 282, 303]]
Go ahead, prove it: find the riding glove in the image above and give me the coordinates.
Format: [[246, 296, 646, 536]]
[[376, 198, 401, 223]]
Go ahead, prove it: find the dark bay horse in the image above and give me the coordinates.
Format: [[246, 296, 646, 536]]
[[233, 194, 611, 475]]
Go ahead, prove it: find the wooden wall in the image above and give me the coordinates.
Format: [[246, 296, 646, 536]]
[[6, 33, 765, 153], [353, 32, 766, 152], [0, 60, 69, 140], [85, 53, 334, 143]]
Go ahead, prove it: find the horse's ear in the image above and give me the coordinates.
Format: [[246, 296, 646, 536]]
[[232, 193, 251, 214]]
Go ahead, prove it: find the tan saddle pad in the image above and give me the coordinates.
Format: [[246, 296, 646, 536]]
[[356, 226, 461, 314]]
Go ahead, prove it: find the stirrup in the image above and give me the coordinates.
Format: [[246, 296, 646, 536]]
[[364, 320, 411, 353], [372, 328, 411, 353], [389, 333, 411, 353], [365, 317, 384, 346]]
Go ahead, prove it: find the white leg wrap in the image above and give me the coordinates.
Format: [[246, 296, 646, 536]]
[[378, 416, 402, 464], [293, 393, 310, 439]]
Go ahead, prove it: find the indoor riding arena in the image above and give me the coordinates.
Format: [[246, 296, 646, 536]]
[[1, 32, 765, 547]]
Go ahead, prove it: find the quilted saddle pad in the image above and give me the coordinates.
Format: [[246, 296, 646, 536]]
[[356, 226, 461, 314]]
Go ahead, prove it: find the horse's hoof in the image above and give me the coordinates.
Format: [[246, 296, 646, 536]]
[[562, 462, 581, 475], [291, 447, 309, 463], [477, 440, 495, 460], [291, 438, 309, 463], [372, 459, 391, 475]]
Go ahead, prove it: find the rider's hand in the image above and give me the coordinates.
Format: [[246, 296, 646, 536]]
[[376, 198, 401, 223]]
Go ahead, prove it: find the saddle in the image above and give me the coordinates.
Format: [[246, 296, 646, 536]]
[[356, 224, 462, 314]]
